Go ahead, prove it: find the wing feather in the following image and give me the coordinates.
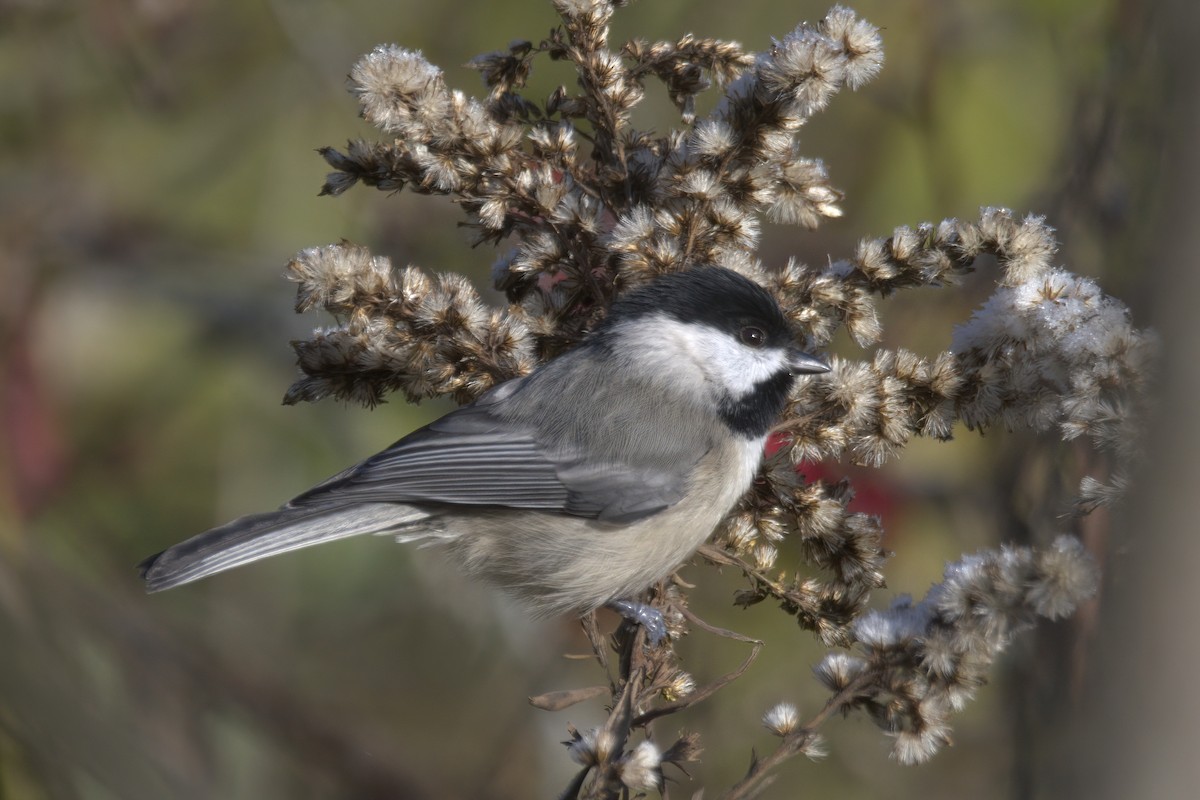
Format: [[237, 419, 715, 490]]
[[286, 369, 705, 523]]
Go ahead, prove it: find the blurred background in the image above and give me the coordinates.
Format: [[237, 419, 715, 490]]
[[1, 0, 1194, 797]]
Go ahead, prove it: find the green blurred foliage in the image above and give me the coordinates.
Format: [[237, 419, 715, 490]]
[[0, 0, 1170, 798]]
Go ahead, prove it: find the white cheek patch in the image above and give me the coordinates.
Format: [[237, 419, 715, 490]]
[[693, 329, 791, 397], [609, 314, 790, 400]]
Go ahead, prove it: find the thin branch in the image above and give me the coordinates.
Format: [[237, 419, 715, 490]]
[[634, 636, 762, 727], [718, 672, 876, 800]]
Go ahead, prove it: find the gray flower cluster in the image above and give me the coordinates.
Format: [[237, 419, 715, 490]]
[[815, 536, 1098, 764]]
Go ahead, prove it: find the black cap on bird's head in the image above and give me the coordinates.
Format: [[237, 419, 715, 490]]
[[608, 267, 790, 341], [606, 266, 829, 371]]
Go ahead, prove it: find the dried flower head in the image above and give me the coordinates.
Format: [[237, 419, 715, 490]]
[[662, 670, 697, 702], [763, 702, 801, 736], [618, 740, 663, 792], [566, 726, 616, 767]]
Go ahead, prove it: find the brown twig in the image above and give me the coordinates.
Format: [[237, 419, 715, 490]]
[[634, 637, 762, 727], [718, 672, 876, 800]]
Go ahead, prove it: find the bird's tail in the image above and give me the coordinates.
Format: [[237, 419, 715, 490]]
[[139, 503, 429, 592]]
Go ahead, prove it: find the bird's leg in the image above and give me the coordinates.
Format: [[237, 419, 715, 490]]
[[607, 599, 667, 645]]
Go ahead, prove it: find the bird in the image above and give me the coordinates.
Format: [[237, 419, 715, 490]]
[[139, 266, 829, 642]]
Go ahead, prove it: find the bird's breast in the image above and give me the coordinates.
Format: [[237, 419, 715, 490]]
[[445, 433, 767, 617]]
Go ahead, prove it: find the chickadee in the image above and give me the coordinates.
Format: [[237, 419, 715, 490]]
[[140, 266, 829, 641]]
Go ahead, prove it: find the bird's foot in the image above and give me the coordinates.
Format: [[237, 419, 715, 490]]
[[607, 599, 667, 646]]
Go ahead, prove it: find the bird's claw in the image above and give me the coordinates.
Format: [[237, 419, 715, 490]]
[[608, 599, 667, 646]]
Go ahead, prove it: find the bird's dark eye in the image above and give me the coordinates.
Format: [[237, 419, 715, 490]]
[[740, 326, 766, 348]]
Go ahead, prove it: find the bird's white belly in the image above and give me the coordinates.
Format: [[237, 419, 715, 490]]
[[440, 434, 765, 616]]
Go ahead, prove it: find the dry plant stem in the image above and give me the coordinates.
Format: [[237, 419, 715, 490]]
[[583, 670, 640, 800], [631, 647, 761, 724], [699, 545, 786, 591], [562, 599, 764, 798], [582, 611, 614, 682], [719, 673, 876, 800], [698, 544, 800, 607], [677, 602, 760, 645], [633, 612, 763, 727]]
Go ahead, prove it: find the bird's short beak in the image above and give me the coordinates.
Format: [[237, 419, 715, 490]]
[[788, 350, 831, 375]]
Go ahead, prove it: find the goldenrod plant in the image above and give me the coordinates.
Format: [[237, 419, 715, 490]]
[[266, 2, 1158, 796]]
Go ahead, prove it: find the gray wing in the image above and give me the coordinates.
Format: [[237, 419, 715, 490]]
[[287, 378, 702, 524]]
